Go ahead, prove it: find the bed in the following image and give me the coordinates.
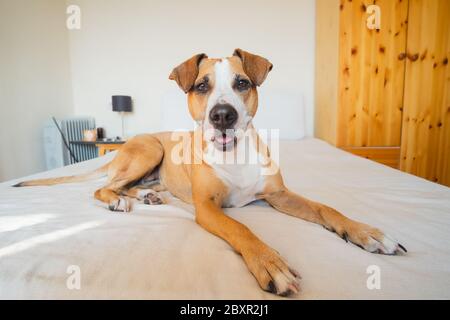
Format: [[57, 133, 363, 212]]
[[1, 137, 450, 299]]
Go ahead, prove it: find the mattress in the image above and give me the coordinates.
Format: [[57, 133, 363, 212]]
[[1, 138, 449, 299]]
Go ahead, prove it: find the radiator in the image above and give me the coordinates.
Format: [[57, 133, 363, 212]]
[[43, 117, 97, 170]]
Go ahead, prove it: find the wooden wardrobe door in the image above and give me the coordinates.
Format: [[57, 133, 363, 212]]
[[338, 0, 408, 147], [400, 0, 450, 186]]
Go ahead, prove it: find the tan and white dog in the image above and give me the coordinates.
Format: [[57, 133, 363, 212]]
[[14, 49, 406, 297]]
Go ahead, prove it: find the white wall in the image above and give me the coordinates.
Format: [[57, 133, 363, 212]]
[[68, 0, 316, 138], [0, 0, 315, 181], [0, 0, 74, 181]]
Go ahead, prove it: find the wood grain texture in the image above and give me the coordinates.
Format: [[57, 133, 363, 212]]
[[341, 146, 400, 169], [315, 0, 340, 145], [315, 0, 449, 184], [337, 0, 408, 147], [400, 0, 450, 186]]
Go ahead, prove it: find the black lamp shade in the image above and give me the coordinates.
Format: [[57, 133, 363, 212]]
[[112, 95, 132, 112]]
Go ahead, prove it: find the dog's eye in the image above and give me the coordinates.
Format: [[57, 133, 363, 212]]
[[195, 82, 209, 93], [236, 79, 250, 91]]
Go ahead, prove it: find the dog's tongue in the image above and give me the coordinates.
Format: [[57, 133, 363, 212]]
[[216, 134, 233, 144]]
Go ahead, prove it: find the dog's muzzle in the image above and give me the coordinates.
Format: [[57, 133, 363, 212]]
[[209, 103, 238, 131], [209, 103, 238, 151]]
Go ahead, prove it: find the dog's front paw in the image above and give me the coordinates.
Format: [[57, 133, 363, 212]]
[[334, 222, 407, 255], [243, 246, 301, 297]]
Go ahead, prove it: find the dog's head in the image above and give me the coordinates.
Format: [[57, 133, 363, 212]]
[[169, 49, 272, 151]]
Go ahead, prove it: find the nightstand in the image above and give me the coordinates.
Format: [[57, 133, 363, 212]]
[[96, 141, 126, 156], [70, 140, 126, 157]]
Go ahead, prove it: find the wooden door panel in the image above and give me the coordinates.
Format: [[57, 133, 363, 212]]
[[400, 0, 450, 186], [338, 0, 408, 147]]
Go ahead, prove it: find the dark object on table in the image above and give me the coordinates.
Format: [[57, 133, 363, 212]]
[[97, 127, 104, 139]]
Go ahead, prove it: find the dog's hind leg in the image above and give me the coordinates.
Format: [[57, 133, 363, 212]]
[[94, 135, 164, 212]]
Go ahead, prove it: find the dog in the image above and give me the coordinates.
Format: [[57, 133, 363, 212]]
[[14, 49, 406, 296]]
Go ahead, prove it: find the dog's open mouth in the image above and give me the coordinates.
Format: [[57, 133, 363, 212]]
[[211, 131, 237, 151]]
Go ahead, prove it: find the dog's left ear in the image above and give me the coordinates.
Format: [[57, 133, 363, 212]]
[[169, 53, 208, 93], [233, 48, 273, 86]]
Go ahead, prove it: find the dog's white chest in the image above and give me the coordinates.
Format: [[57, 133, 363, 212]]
[[213, 162, 265, 208], [203, 137, 266, 208]]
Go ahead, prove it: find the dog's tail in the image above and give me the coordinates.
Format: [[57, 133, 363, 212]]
[[12, 162, 110, 187]]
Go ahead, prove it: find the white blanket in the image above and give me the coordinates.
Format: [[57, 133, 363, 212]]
[[1, 138, 450, 299]]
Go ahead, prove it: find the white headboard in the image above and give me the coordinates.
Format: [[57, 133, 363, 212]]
[[161, 89, 196, 131], [253, 89, 306, 140], [161, 88, 306, 140]]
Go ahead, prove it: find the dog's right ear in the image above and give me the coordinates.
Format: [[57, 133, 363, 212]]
[[169, 53, 208, 93]]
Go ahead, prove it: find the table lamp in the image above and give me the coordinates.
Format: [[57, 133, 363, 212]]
[[112, 95, 132, 139]]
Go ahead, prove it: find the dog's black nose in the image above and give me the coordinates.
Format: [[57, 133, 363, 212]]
[[209, 104, 238, 130]]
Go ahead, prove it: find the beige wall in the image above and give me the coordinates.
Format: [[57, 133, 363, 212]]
[[0, 0, 315, 181], [68, 0, 316, 137], [0, 0, 74, 181]]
